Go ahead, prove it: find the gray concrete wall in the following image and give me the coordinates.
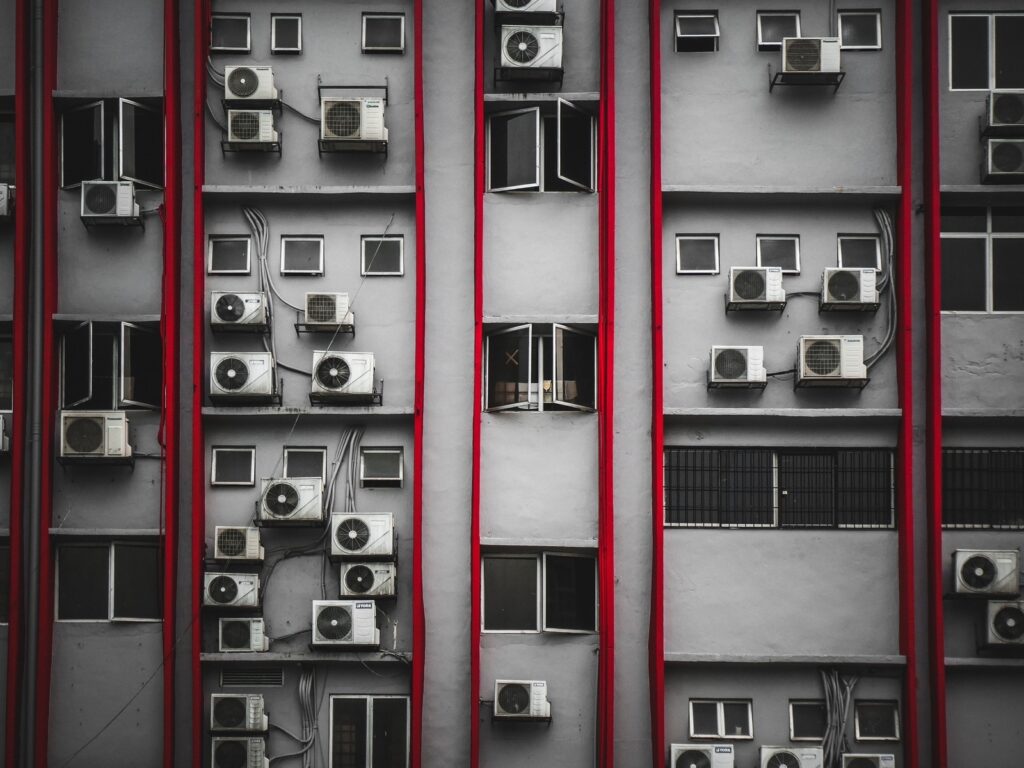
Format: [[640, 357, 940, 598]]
[[945, 668, 1024, 768], [942, 316, 1024, 411]]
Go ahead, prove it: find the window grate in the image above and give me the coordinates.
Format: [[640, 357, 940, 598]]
[[220, 666, 284, 687], [943, 448, 1024, 528]]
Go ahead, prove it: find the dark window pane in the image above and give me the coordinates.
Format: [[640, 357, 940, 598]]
[[951, 15, 990, 90], [489, 110, 539, 191], [995, 16, 1024, 89], [665, 448, 720, 525], [993, 238, 1024, 311], [557, 100, 593, 191], [361, 449, 402, 488], [719, 450, 774, 525], [677, 237, 719, 272], [487, 326, 531, 409], [213, 448, 254, 484], [941, 206, 987, 233], [363, 15, 404, 51], [112, 543, 161, 620], [758, 237, 799, 271], [943, 449, 989, 526], [282, 239, 323, 274], [362, 237, 403, 275], [89, 330, 117, 410], [676, 15, 718, 36], [209, 238, 250, 273], [62, 322, 92, 408], [553, 326, 596, 410], [273, 16, 301, 51], [690, 701, 719, 736], [992, 207, 1024, 233], [941, 238, 987, 311], [61, 103, 103, 187], [0, 543, 9, 623], [839, 237, 880, 269], [545, 555, 595, 632], [119, 100, 163, 188], [211, 15, 250, 51], [840, 12, 880, 48], [0, 337, 12, 410], [371, 698, 408, 768], [836, 450, 893, 527], [285, 449, 325, 480], [58, 545, 109, 620], [332, 698, 367, 768], [722, 702, 751, 737], [989, 450, 1024, 527], [0, 115, 14, 183], [857, 701, 899, 739], [759, 14, 799, 46], [483, 556, 537, 631], [542, 117, 576, 192], [121, 322, 162, 409], [778, 453, 835, 527], [791, 701, 827, 740]]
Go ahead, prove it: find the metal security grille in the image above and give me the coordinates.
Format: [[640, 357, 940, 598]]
[[943, 448, 1024, 528], [664, 448, 895, 528]]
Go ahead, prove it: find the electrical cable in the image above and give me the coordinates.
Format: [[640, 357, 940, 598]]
[[204, 99, 227, 132], [281, 101, 321, 125]]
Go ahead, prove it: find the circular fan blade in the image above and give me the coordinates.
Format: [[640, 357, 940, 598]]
[[506, 31, 539, 63], [208, 576, 239, 604], [828, 270, 861, 301], [84, 184, 117, 215], [345, 565, 376, 594], [336, 518, 371, 551], [264, 482, 299, 518], [215, 357, 250, 391], [317, 605, 352, 640], [215, 294, 245, 322], [497, 684, 531, 714], [961, 555, 997, 590], [213, 697, 247, 729], [805, 340, 841, 376], [214, 740, 247, 768], [674, 750, 711, 768], [733, 269, 766, 300], [221, 620, 251, 649], [316, 356, 351, 390], [228, 67, 260, 98], [994, 605, 1024, 640], [65, 417, 104, 453], [767, 752, 801, 768], [715, 348, 747, 380], [217, 529, 246, 558]]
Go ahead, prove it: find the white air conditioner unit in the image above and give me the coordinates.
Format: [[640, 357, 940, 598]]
[[218, 617, 270, 652], [953, 549, 1020, 597], [727, 266, 786, 310], [311, 600, 380, 648], [204, 573, 260, 609], [224, 66, 278, 102], [708, 345, 767, 388], [500, 26, 563, 69], [60, 411, 132, 459], [983, 138, 1024, 182], [841, 755, 895, 768], [305, 292, 354, 328], [340, 562, 397, 598], [0, 414, 8, 453], [0, 183, 12, 218], [211, 292, 269, 331], [259, 477, 324, 525], [211, 738, 269, 768], [796, 335, 868, 387], [320, 98, 388, 152], [311, 351, 376, 400], [985, 600, 1024, 646], [214, 526, 265, 562], [670, 744, 735, 768], [821, 268, 879, 311], [226, 110, 279, 148], [986, 90, 1024, 134], [80, 181, 140, 224], [209, 352, 276, 402], [761, 746, 823, 768], [493, 680, 551, 720], [496, 0, 557, 11], [211, 694, 268, 733], [782, 37, 841, 74], [331, 513, 395, 559]]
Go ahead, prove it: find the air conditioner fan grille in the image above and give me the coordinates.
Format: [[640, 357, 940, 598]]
[[497, 683, 531, 714], [264, 482, 300, 517], [65, 417, 105, 453], [316, 356, 351, 390], [786, 38, 822, 71], [993, 141, 1024, 172], [213, 697, 247, 728], [502, 0, 532, 7], [345, 565, 376, 593], [766, 752, 801, 768], [227, 67, 260, 98], [213, 739, 247, 768], [846, 759, 879, 768], [325, 101, 361, 139], [316, 605, 353, 640], [230, 112, 261, 141], [208, 576, 239, 604], [714, 349, 747, 379], [84, 184, 117, 215], [674, 750, 711, 768], [994, 605, 1024, 640], [217, 528, 247, 557], [221, 620, 252, 649], [733, 269, 766, 300], [828, 270, 861, 301], [506, 30, 540, 63], [215, 357, 250, 390], [804, 340, 841, 376], [961, 555, 996, 589], [994, 92, 1024, 125], [336, 518, 371, 551], [215, 294, 246, 322]]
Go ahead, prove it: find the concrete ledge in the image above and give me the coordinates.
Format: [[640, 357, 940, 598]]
[[665, 407, 902, 420], [945, 656, 1024, 669], [202, 406, 414, 418], [484, 91, 600, 103], [665, 653, 906, 668], [943, 409, 1024, 420], [481, 537, 598, 550], [202, 185, 416, 201], [201, 651, 410, 664], [483, 314, 599, 325], [662, 185, 902, 204], [49, 528, 163, 537]]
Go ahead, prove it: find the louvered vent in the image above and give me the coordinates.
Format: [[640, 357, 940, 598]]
[[220, 666, 284, 687]]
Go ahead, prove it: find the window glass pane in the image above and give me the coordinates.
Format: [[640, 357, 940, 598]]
[[677, 237, 719, 273], [363, 15, 404, 51], [112, 543, 161, 620], [542, 118, 576, 192], [545, 555, 596, 631], [791, 701, 827, 740], [285, 448, 326, 480], [759, 14, 799, 46], [665, 448, 720, 526], [209, 238, 251, 274], [332, 698, 367, 768], [212, 448, 255, 485], [61, 102, 104, 187], [995, 16, 1024, 89], [282, 238, 324, 275], [272, 16, 301, 51], [856, 701, 899, 739], [992, 207, 1024, 233], [211, 15, 250, 51], [371, 698, 408, 768], [836, 450, 893, 527], [0, 543, 9, 623], [489, 110, 539, 191], [778, 452, 835, 527], [676, 15, 718, 36], [943, 449, 989, 526], [722, 702, 751, 737], [0, 115, 14, 183], [940, 238, 987, 311], [362, 236, 404, 275], [941, 206, 987, 233], [989, 450, 1024, 527], [719, 449, 774, 526], [838, 237, 880, 269], [62, 322, 92, 408], [950, 15, 990, 90], [487, 326, 531, 409], [690, 701, 719, 736], [553, 326, 596, 410], [758, 237, 799, 272], [483, 556, 537, 631], [0, 337, 12, 410], [360, 449, 403, 488], [119, 99, 163, 188], [58, 545, 109, 620], [993, 238, 1024, 311], [121, 322, 162, 409], [840, 12, 880, 48], [557, 100, 593, 191], [90, 329, 117, 410]]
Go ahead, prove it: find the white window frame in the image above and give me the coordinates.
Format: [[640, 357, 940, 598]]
[[361, 234, 405, 276], [541, 552, 598, 634], [271, 14, 302, 54], [118, 98, 163, 189], [854, 700, 900, 742], [55, 541, 162, 623], [280, 235, 325, 276], [211, 446, 256, 487], [328, 695, 410, 768], [487, 107, 541, 192], [361, 13, 406, 53], [210, 13, 252, 53], [208, 236, 252, 275], [484, 323, 533, 412], [756, 11, 801, 51], [674, 12, 721, 53], [837, 234, 882, 270], [838, 9, 882, 51], [676, 234, 721, 274], [756, 234, 801, 274], [948, 13, 1024, 92], [359, 447, 404, 488], [283, 446, 327, 480], [119, 321, 161, 410], [688, 699, 754, 740], [481, 554, 541, 634], [789, 699, 827, 742], [940, 208, 1024, 314]]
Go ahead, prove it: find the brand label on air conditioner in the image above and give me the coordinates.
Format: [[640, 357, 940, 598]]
[[355, 601, 374, 610], [714, 746, 734, 753]]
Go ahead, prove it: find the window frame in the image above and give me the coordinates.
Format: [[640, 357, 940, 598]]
[[59, 100, 105, 189], [941, 447, 1024, 529], [328, 695, 410, 768], [61, 320, 161, 411], [854, 700, 900, 742], [555, 98, 596, 192], [488, 104, 596, 193], [688, 699, 754, 740], [948, 12, 1024, 92], [210, 12, 252, 54], [283, 446, 327, 481], [838, 234, 882, 270], [756, 234, 801, 274], [756, 11, 801, 52], [673, 11, 721, 53], [838, 10, 882, 51], [541, 551, 598, 634], [551, 323, 598, 412], [941, 207, 1024, 314], [359, 447, 404, 489], [789, 699, 827, 742], [208, 235, 253, 275], [487, 107, 541, 193], [484, 323, 533, 412], [360, 234, 405, 276], [55, 540, 162, 623], [118, 97, 164, 190], [211, 446, 257, 487], [280, 235, 325, 276], [361, 12, 406, 54], [271, 14, 303, 54], [675, 234, 721, 275], [119, 321, 162, 410], [481, 553, 542, 634]]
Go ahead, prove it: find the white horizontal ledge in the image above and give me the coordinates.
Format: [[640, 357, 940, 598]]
[[665, 653, 906, 668], [662, 185, 902, 204], [665, 407, 902, 420], [202, 185, 416, 199], [202, 406, 414, 418], [201, 651, 410, 664], [945, 656, 1024, 669]]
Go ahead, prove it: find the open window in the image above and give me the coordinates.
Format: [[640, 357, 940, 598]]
[[119, 99, 163, 189], [674, 12, 721, 53], [555, 99, 594, 191], [854, 700, 900, 741], [61, 320, 162, 410], [838, 235, 882, 269], [488, 108, 540, 192], [60, 98, 164, 189], [359, 447, 404, 488], [0, 541, 9, 623], [543, 553, 597, 632], [61, 101, 106, 188], [483, 551, 597, 634], [120, 322, 161, 409]]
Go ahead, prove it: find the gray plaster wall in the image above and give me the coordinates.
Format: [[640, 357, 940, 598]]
[[942, 316, 1024, 411], [945, 668, 1024, 768]]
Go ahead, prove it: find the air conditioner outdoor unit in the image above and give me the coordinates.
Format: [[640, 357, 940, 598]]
[[218, 618, 270, 652], [708, 345, 767, 388], [984, 600, 1024, 647], [761, 746, 824, 768], [500, 25, 563, 69], [670, 744, 735, 768], [493, 680, 551, 720], [821, 268, 879, 311], [224, 66, 278, 102], [214, 526, 265, 562], [226, 110, 279, 148], [983, 138, 1024, 182], [311, 351, 376, 400], [340, 562, 398, 598], [259, 477, 324, 526], [211, 292, 269, 331], [795, 335, 868, 387], [305, 292, 354, 328], [60, 411, 132, 460], [985, 90, 1024, 134], [331, 513, 395, 559], [311, 600, 380, 648], [727, 266, 786, 310], [209, 352, 276, 402], [204, 573, 261, 609], [0, 414, 8, 453], [80, 181, 140, 224], [841, 755, 895, 768], [782, 37, 841, 73], [0, 183, 12, 218], [211, 738, 269, 768], [496, 0, 557, 12], [320, 98, 388, 152], [953, 549, 1020, 597], [211, 694, 268, 733]]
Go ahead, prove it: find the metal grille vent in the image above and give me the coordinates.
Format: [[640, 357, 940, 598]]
[[217, 528, 247, 557], [84, 184, 117, 215], [221, 666, 284, 687], [733, 269, 766, 300], [65, 417, 105, 453], [307, 294, 338, 323], [506, 30, 539, 63], [229, 112, 260, 141], [325, 101, 361, 139], [804, 340, 841, 375], [785, 38, 822, 71]]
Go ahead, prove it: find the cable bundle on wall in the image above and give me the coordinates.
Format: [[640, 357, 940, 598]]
[[269, 667, 318, 767], [865, 207, 897, 370], [820, 668, 858, 768]]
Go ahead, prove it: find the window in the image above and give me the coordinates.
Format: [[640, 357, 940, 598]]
[[329, 696, 409, 768], [281, 236, 325, 276], [757, 11, 800, 51], [56, 541, 162, 621], [60, 98, 164, 189], [0, 541, 9, 623], [362, 13, 406, 53], [61, 321, 162, 410], [360, 448, 404, 489], [361, 235, 405, 276], [488, 100, 595, 192], [664, 448, 895, 528], [674, 12, 720, 53], [676, 235, 720, 274], [0, 334, 12, 410], [838, 10, 881, 50], [0, 113, 15, 183], [949, 13, 1024, 91], [60, 101, 105, 188], [943, 448, 1024, 529], [482, 552, 597, 633], [271, 14, 302, 54], [790, 700, 827, 741], [854, 700, 900, 741], [838, 235, 882, 269], [756, 235, 800, 273], [284, 447, 327, 480], [689, 700, 753, 739], [118, 99, 163, 189], [484, 323, 597, 412], [941, 206, 1024, 312], [211, 13, 251, 53], [208, 236, 252, 275], [211, 447, 256, 486]]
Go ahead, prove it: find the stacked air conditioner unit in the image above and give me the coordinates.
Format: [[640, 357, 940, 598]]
[[259, 477, 325, 525], [219, 617, 270, 652], [984, 91, 1024, 135], [320, 97, 388, 153], [59, 411, 132, 461], [726, 266, 786, 311], [214, 526, 265, 562], [311, 351, 376, 402], [226, 110, 279, 150], [952, 549, 1020, 597], [761, 746, 823, 768], [0, 183, 12, 218], [80, 181, 140, 225], [820, 268, 879, 311], [841, 756, 895, 768], [495, 0, 558, 12], [500, 25, 563, 70], [708, 345, 767, 389], [331, 513, 395, 558], [211, 738, 269, 768], [311, 600, 380, 648], [670, 744, 735, 768], [985, 599, 1024, 647], [209, 352, 277, 403], [493, 680, 551, 720], [782, 37, 841, 74], [210, 694, 268, 733], [204, 573, 261, 609], [211, 292, 269, 332], [305, 292, 354, 329], [982, 91, 1024, 182], [224, 66, 279, 103], [339, 562, 397, 598], [795, 335, 868, 388]]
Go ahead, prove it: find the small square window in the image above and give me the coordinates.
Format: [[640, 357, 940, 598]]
[[284, 447, 327, 480], [757, 235, 800, 273], [854, 700, 900, 741], [211, 446, 256, 486], [362, 13, 406, 53], [689, 699, 753, 739], [940, 237, 987, 311], [543, 553, 596, 633], [838, 235, 881, 269], [360, 447, 404, 488], [361, 235, 405, 276], [208, 236, 252, 275], [992, 237, 1024, 311], [789, 700, 827, 741], [676, 235, 720, 274], [839, 10, 882, 50], [483, 555, 539, 632], [211, 13, 251, 53], [757, 11, 800, 51], [281, 236, 325, 276], [271, 14, 302, 54], [674, 12, 720, 53]]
